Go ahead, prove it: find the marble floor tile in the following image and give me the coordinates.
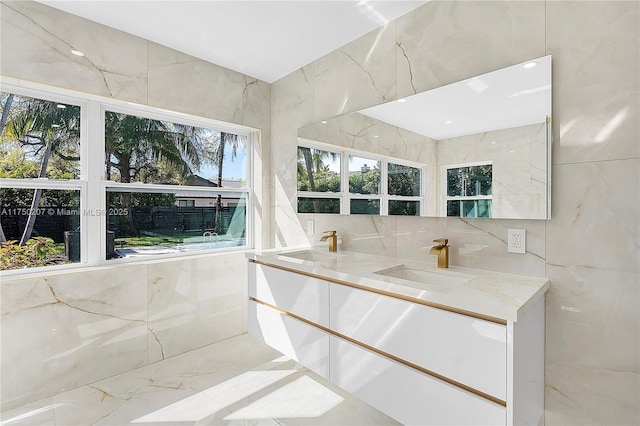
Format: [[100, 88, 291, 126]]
[[0, 334, 398, 426]]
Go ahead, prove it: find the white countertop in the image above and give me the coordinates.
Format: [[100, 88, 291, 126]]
[[246, 247, 549, 323]]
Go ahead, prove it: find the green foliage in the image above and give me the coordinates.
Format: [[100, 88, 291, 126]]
[[116, 235, 182, 247], [389, 200, 419, 216], [104, 111, 206, 184], [297, 197, 340, 214], [349, 167, 380, 195], [447, 165, 492, 197], [0, 92, 81, 179], [0, 237, 63, 270], [388, 163, 420, 196], [349, 199, 380, 215]]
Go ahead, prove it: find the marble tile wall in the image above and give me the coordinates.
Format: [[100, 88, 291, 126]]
[[0, 252, 247, 411], [0, 0, 269, 411], [272, 1, 639, 424]]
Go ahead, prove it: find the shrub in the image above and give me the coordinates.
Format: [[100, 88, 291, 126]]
[[0, 237, 63, 270]]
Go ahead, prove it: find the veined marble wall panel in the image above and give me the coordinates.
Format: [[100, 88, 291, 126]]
[[547, 1, 639, 165], [545, 264, 639, 425], [299, 214, 397, 258], [1, 265, 148, 411], [338, 112, 384, 154], [0, 1, 148, 104], [394, 0, 545, 98], [543, 2, 640, 423], [392, 127, 437, 166], [546, 160, 639, 272], [147, 42, 243, 124], [314, 23, 397, 121], [272, 65, 316, 248], [146, 253, 246, 362]]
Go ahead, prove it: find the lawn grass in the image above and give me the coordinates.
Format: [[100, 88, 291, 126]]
[[117, 235, 183, 247]]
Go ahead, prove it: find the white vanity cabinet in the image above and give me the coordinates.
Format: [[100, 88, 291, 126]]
[[247, 260, 545, 426], [248, 262, 329, 326], [330, 283, 507, 401], [248, 262, 330, 378], [249, 301, 330, 378], [330, 335, 506, 425]]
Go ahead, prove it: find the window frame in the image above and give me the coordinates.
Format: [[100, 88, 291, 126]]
[[441, 161, 493, 218], [0, 79, 256, 276], [297, 139, 427, 216]]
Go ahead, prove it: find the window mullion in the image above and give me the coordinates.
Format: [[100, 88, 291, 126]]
[[86, 101, 104, 266], [381, 159, 388, 216], [341, 150, 349, 214]]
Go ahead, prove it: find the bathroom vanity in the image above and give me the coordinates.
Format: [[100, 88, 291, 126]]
[[246, 248, 548, 425]]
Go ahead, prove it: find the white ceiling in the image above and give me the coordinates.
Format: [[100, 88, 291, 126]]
[[359, 55, 552, 140], [37, 0, 427, 83]]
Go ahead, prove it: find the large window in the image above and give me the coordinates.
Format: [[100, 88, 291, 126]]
[[0, 85, 253, 272], [103, 109, 249, 261], [297, 141, 424, 215], [0, 91, 84, 271], [445, 163, 492, 218]]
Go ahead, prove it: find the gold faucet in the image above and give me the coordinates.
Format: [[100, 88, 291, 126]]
[[320, 230, 338, 252], [429, 238, 449, 268]]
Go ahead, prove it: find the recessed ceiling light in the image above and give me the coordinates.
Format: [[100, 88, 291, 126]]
[[56, 104, 66, 109], [71, 50, 85, 57], [491, 141, 497, 145], [374, 135, 379, 138], [445, 120, 453, 124], [321, 120, 327, 124], [397, 98, 407, 103], [510, 150, 515, 153], [523, 61, 538, 69]]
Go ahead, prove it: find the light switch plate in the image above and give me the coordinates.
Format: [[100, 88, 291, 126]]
[[306, 220, 315, 235], [508, 229, 526, 254]]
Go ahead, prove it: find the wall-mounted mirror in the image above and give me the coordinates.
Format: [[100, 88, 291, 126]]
[[297, 55, 552, 219]]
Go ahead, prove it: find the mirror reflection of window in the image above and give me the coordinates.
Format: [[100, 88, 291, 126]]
[[297, 147, 341, 193], [349, 156, 380, 195], [388, 163, 421, 196], [350, 199, 380, 215], [297, 197, 340, 214], [446, 164, 492, 218], [296, 145, 341, 214], [388, 162, 421, 216], [389, 200, 420, 216]]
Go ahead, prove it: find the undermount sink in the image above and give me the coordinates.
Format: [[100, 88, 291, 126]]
[[374, 264, 474, 286], [281, 250, 344, 262]]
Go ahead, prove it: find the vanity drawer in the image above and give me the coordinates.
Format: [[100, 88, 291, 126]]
[[330, 283, 507, 401], [249, 300, 330, 378], [330, 335, 506, 425], [249, 263, 329, 327]]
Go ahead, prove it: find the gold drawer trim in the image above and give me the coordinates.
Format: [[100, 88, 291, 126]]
[[251, 259, 507, 326], [250, 296, 507, 407]]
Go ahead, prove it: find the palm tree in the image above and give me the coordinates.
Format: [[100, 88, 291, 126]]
[[213, 132, 246, 234], [297, 146, 340, 212], [104, 111, 207, 237], [104, 112, 203, 184], [0, 93, 14, 243], [1, 94, 80, 245]]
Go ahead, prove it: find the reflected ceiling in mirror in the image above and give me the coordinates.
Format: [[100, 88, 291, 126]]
[[359, 55, 551, 140], [297, 55, 552, 220]]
